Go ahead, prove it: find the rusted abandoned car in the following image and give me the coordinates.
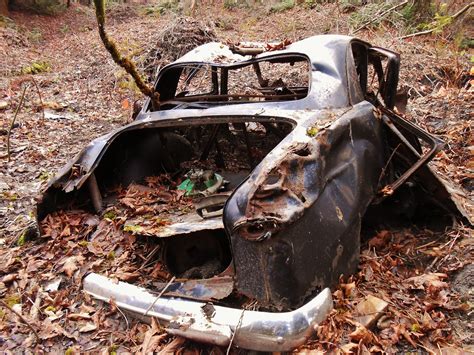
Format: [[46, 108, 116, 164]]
[[37, 35, 470, 351]]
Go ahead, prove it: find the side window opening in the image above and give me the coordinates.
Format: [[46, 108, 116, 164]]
[[351, 42, 399, 109]]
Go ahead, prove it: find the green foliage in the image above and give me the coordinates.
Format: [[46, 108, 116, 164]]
[[0, 15, 14, 28], [21, 60, 50, 75], [269, 0, 295, 13], [60, 24, 70, 34], [108, 345, 118, 355], [1, 191, 18, 201], [17, 232, 27, 246], [402, 0, 435, 27], [349, 2, 404, 31], [106, 250, 115, 260], [19, 0, 66, 15], [215, 16, 234, 30], [418, 4, 453, 34], [303, 0, 318, 9], [306, 126, 319, 137], [78, 240, 89, 247], [38, 170, 52, 181], [142, 0, 180, 16], [223, 0, 260, 10], [103, 209, 117, 220], [123, 224, 143, 233], [28, 27, 43, 43], [223, 0, 239, 9], [459, 38, 474, 50], [4, 294, 20, 308]]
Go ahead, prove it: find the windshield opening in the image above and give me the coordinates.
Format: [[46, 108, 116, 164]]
[[154, 55, 310, 111]]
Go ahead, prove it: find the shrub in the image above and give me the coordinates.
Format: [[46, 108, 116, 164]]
[[21, 60, 50, 74], [269, 0, 295, 13]]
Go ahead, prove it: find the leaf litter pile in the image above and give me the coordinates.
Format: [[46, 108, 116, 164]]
[[2, 193, 472, 352], [1, 2, 473, 353]]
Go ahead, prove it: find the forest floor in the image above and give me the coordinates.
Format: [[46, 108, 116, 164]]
[[0, 1, 473, 353]]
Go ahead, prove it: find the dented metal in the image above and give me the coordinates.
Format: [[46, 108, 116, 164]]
[[83, 273, 333, 352]]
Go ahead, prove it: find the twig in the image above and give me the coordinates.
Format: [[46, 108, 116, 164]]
[[116, 304, 130, 330], [138, 244, 160, 270], [353, 0, 409, 34], [226, 309, 245, 355], [0, 299, 40, 342], [29, 76, 45, 121], [144, 276, 176, 316], [401, 2, 473, 39], [5, 84, 29, 162]]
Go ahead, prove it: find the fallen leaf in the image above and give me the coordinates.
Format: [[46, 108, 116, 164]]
[[62, 257, 78, 277], [340, 342, 358, 353], [61, 255, 85, 278], [115, 272, 140, 282], [405, 273, 448, 292], [368, 230, 391, 250], [349, 324, 374, 343], [122, 98, 130, 109], [354, 295, 388, 328], [79, 323, 97, 333], [68, 312, 92, 321], [1, 274, 18, 283], [0, 100, 9, 110]]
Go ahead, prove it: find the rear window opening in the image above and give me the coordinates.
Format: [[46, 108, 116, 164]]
[[154, 55, 310, 110], [93, 119, 294, 189]]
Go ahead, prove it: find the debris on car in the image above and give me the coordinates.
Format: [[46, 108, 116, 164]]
[[36, 35, 472, 351]]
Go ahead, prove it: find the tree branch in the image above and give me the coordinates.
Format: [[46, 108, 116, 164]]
[[0, 299, 40, 342], [3, 84, 28, 161], [401, 2, 473, 39], [93, 0, 159, 109], [352, 0, 409, 34]]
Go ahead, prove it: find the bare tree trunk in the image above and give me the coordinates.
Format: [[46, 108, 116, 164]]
[[0, 0, 9, 16]]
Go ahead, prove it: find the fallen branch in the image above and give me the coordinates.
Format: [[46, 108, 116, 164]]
[[144, 276, 176, 316], [352, 0, 409, 34], [4, 84, 29, 162], [0, 299, 40, 342], [29, 76, 45, 121], [401, 2, 473, 39], [93, 0, 160, 109]]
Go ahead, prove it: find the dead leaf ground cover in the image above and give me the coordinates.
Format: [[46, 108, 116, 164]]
[[0, 1, 473, 353]]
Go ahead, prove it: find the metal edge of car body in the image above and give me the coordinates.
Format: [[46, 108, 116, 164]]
[[82, 272, 333, 352], [36, 36, 362, 220]]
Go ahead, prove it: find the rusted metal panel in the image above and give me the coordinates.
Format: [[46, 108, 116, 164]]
[[225, 102, 386, 309]]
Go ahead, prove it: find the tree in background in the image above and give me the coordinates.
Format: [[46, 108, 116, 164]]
[[1, 0, 9, 16]]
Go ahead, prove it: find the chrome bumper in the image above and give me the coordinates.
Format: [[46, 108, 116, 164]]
[[83, 273, 333, 352]]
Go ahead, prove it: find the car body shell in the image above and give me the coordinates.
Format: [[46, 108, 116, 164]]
[[37, 35, 471, 351]]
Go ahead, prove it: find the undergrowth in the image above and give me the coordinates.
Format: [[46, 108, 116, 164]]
[[269, 0, 295, 13], [21, 60, 50, 75]]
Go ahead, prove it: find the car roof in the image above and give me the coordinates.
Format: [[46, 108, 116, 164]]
[[172, 34, 358, 65]]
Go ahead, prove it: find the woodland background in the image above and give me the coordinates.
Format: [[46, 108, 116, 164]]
[[0, 0, 473, 353]]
